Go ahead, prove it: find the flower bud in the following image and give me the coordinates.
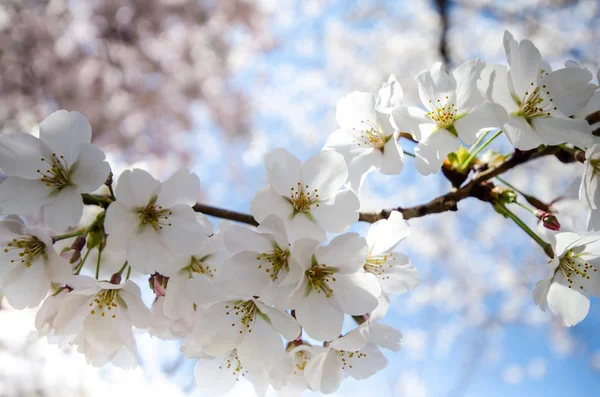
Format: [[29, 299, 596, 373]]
[[536, 211, 560, 231], [70, 236, 86, 251], [500, 189, 517, 204]]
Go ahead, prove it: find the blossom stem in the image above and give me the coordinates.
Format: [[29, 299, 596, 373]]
[[95, 246, 103, 279], [403, 150, 416, 158], [460, 129, 503, 172], [125, 265, 132, 281], [494, 203, 554, 258], [467, 130, 491, 155], [74, 248, 92, 275], [52, 229, 84, 243], [116, 261, 129, 276], [514, 201, 538, 216]]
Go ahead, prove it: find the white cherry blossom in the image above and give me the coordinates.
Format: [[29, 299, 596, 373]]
[[579, 144, 600, 231], [365, 211, 419, 295], [51, 275, 151, 368], [323, 83, 404, 191], [104, 168, 210, 274], [0, 216, 70, 309], [250, 149, 360, 242], [0, 110, 110, 231], [304, 321, 401, 394], [392, 59, 502, 175], [289, 233, 380, 341], [533, 232, 600, 326], [478, 31, 596, 150]]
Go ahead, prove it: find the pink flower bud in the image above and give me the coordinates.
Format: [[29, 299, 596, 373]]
[[153, 277, 166, 297], [537, 211, 560, 231]]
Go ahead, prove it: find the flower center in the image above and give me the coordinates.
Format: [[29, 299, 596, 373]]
[[364, 252, 395, 279], [225, 300, 258, 333], [427, 97, 457, 129], [352, 120, 390, 150], [36, 153, 72, 189], [305, 255, 337, 298], [256, 246, 290, 281], [3, 236, 46, 267], [340, 350, 368, 370], [137, 201, 173, 231], [88, 289, 121, 319], [289, 182, 319, 216], [182, 254, 215, 279], [558, 250, 598, 290], [293, 350, 310, 373], [514, 72, 557, 120], [590, 159, 600, 178], [217, 350, 248, 380]]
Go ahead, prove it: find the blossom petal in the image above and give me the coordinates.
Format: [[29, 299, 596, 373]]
[[295, 293, 343, 341], [332, 272, 380, 315], [343, 344, 387, 380], [265, 148, 302, 197], [304, 348, 343, 394], [104, 202, 139, 252], [414, 129, 460, 175], [300, 151, 348, 202], [380, 134, 404, 175], [503, 115, 543, 150], [336, 91, 378, 130], [542, 66, 596, 116], [156, 168, 201, 207], [503, 31, 542, 98], [0, 177, 50, 216], [478, 64, 518, 112], [378, 254, 420, 295], [454, 103, 505, 145], [224, 224, 273, 255], [532, 117, 593, 149], [310, 190, 360, 233], [368, 323, 403, 352], [39, 110, 92, 165], [114, 169, 161, 209], [415, 62, 456, 109], [256, 302, 301, 341], [70, 143, 110, 192], [453, 58, 485, 111], [250, 186, 292, 223], [391, 106, 430, 141], [366, 211, 410, 254], [547, 270, 590, 326], [0, 132, 54, 179], [316, 232, 367, 272], [43, 185, 84, 232], [2, 262, 48, 309]]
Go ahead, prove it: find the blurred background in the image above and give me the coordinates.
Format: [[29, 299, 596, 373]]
[[0, 0, 599, 396]]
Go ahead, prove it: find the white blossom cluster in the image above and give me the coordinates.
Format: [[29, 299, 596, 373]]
[[0, 30, 599, 395]]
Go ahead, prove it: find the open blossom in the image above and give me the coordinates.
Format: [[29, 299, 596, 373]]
[[304, 321, 401, 394], [365, 211, 419, 296], [0, 110, 110, 231], [184, 280, 301, 373], [392, 59, 502, 175], [289, 233, 380, 341], [533, 232, 600, 326], [250, 149, 360, 242], [479, 31, 596, 150], [323, 78, 404, 191], [104, 168, 210, 274], [51, 275, 151, 368], [222, 214, 298, 303], [0, 216, 70, 309]]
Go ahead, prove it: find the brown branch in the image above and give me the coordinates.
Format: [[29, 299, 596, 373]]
[[586, 109, 600, 125], [192, 146, 564, 226], [192, 203, 258, 226]]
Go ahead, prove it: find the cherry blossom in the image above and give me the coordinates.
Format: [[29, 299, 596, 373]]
[[0, 216, 70, 309], [104, 168, 210, 274], [250, 149, 360, 242], [478, 31, 596, 150], [0, 110, 110, 231], [533, 232, 600, 326], [289, 233, 380, 341]]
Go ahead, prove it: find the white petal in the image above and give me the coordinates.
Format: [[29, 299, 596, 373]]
[[310, 190, 360, 233], [316, 232, 367, 273], [547, 271, 590, 326], [256, 214, 290, 249], [286, 213, 327, 243], [503, 115, 543, 150], [453, 58, 485, 111], [236, 316, 283, 373], [70, 143, 110, 192], [376, 74, 404, 112], [0, 132, 54, 179], [329, 323, 369, 352], [255, 301, 300, 341], [290, 238, 321, 269], [478, 64, 518, 112], [332, 272, 380, 315], [160, 204, 210, 260], [156, 168, 201, 207], [504, 32, 542, 98], [532, 117, 593, 149], [366, 211, 410, 254], [0, 176, 50, 216], [368, 323, 403, 352], [114, 169, 160, 209], [2, 262, 49, 309], [295, 293, 344, 341], [104, 202, 139, 252], [414, 129, 461, 176], [343, 344, 387, 380], [39, 110, 92, 165], [377, 253, 420, 295], [304, 349, 343, 394], [415, 62, 456, 108], [126, 227, 172, 273], [225, 224, 273, 255], [300, 151, 348, 202], [336, 91, 378, 129], [380, 134, 404, 175], [43, 186, 84, 232], [264, 148, 302, 197], [542, 66, 596, 116], [391, 106, 430, 141], [454, 103, 505, 145], [250, 186, 292, 223]]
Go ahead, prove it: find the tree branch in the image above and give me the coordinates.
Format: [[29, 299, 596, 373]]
[[192, 146, 563, 226]]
